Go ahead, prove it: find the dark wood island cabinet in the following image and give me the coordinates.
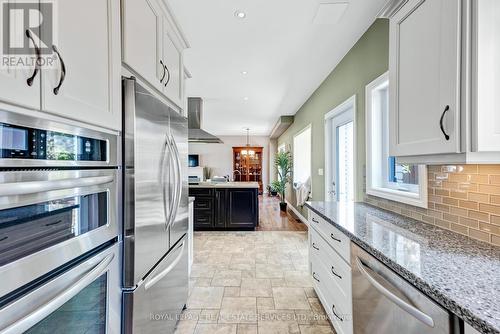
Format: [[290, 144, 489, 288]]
[[189, 185, 259, 230]]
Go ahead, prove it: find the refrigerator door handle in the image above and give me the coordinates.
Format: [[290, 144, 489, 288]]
[[1, 253, 114, 334], [144, 240, 185, 290], [168, 134, 182, 230], [164, 135, 176, 229]]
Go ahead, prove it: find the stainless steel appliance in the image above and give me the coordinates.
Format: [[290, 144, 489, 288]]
[[122, 78, 189, 334], [0, 110, 121, 333], [351, 243, 459, 334]]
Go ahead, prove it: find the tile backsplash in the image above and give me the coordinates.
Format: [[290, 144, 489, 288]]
[[365, 164, 500, 246]]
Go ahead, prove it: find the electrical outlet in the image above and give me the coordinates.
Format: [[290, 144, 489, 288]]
[[318, 168, 324, 176]]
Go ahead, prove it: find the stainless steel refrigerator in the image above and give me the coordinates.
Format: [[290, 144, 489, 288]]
[[122, 77, 189, 334]]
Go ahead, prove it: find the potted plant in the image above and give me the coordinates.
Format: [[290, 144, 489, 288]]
[[272, 150, 292, 212], [267, 184, 278, 197]]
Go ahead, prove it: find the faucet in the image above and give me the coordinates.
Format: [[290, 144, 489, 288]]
[[232, 170, 241, 182]]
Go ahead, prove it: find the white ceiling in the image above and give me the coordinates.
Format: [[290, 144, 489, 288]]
[[167, 0, 387, 136]]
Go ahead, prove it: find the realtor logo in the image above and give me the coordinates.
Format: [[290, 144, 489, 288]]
[[1, 0, 57, 69]]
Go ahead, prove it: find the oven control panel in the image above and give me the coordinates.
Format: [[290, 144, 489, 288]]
[[0, 123, 107, 162]]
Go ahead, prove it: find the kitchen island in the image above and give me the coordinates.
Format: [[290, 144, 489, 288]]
[[189, 182, 259, 230]]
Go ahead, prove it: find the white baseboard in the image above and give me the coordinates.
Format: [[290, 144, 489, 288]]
[[285, 200, 308, 225]]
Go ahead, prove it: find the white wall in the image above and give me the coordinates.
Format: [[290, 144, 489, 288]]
[[189, 135, 271, 191]]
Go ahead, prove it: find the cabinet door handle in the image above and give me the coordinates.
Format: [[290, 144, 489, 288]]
[[439, 105, 450, 141], [312, 243, 319, 250], [331, 266, 342, 279], [312, 218, 320, 224], [312, 272, 320, 282], [52, 45, 66, 95], [164, 65, 170, 87], [26, 30, 40, 86], [159, 60, 166, 83], [330, 233, 341, 243], [331, 304, 343, 322]]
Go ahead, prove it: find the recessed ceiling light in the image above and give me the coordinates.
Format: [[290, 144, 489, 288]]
[[241, 71, 248, 75], [243, 97, 249, 101], [234, 10, 246, 19]]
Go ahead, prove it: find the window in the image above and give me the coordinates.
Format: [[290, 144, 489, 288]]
[[293, 125, 311, 185], [278, 143, 286, 153], [365, 72, 428, 208]]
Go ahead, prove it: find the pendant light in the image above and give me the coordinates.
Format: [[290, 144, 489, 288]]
[[242, 128, 255, 156]]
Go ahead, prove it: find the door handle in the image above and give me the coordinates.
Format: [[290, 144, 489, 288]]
[[439, 105, 450, 141], [25, 30, 40, 86], [331, 266, 342, 279], [330, 233, 341, 243], [168, 134, 182, 227], [160, 135, 170, 229], [312, 272, 320, 282], [0, 253, 114, 334], [52, 45, 66, 95], [355, 257, 435, 328], [0, 175, 113, 196], [159, 60, 166, 83], [312, 243, 319, 250], [164, 66, 171, 87], [331, 304, 343, 322], [144, 241, 185, 290]]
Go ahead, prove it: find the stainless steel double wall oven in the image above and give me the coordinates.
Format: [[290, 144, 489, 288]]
[[0, 110, 121, 333]]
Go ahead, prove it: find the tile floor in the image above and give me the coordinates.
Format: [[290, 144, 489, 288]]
[[174, 231, 336, 334]]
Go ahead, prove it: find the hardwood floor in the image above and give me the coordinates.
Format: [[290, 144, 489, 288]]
[[257, 196, 308, 232]]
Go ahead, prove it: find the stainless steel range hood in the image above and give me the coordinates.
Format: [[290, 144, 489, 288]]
[[188, 97, 223, 144]]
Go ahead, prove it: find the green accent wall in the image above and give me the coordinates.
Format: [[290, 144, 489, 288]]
[[277, 19, 389, 213]]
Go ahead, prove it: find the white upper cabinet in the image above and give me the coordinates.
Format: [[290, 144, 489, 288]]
[[122, 0, 164, 92], [162, 19, 183, 108], [389, 0, 500, 164], [0, 0, 41, 110], [41, 0, 121, 131], [122, 0, 189, 109], [389, 0, 461, 157], [472, 0, 500, 152]]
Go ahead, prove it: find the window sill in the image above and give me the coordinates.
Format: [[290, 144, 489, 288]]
[[367, 187, 428, 209]]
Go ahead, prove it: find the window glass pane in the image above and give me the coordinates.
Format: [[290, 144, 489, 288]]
[[25, 273, 108, 334], [293, 127, 311, 184], [337, 121, 354, 201]]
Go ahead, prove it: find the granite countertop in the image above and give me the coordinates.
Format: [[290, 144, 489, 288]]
[[305, 201, 500, 334], [189, 181, 259, 189]]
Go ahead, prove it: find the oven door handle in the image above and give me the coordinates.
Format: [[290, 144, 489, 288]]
[[0, 175, 114, 196], [144, 240, 185, 290], [0, 253, 114, 334], [355, 257, 435, 328]]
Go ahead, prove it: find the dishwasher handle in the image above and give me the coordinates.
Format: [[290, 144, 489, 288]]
[[355, 257, 435, 328]]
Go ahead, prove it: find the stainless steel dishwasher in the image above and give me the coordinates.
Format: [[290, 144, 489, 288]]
[[351, 243, 459, 334]]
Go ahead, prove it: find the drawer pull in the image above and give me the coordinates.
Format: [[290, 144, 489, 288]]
[[312, 272, 320, 282], [331, 304, 343, 322], [331, 266, 342, 279], [330, 233, 341, 242], [312, 218, 320, 224], [312, 243, 319, 250]]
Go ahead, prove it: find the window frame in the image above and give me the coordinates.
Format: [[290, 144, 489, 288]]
[[365, 72, 428, 208], [292, 124, 312, 187]]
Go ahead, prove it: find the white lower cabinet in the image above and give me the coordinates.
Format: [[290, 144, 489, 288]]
[[309, 211, 353, 334]]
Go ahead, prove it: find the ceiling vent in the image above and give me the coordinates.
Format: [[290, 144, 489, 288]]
[[313, 2, 349, 25]]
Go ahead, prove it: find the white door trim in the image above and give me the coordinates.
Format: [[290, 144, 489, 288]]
[[324, 95, 357, 202]]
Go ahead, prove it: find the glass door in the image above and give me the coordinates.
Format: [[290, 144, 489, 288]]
[[0, 243, 121, 334], [325, 97, 355, 202]]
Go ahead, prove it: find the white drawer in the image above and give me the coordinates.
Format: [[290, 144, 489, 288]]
[[310, 229, 352, 301], [309, 210, 351, 263], [311, 256, 353, 334]]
